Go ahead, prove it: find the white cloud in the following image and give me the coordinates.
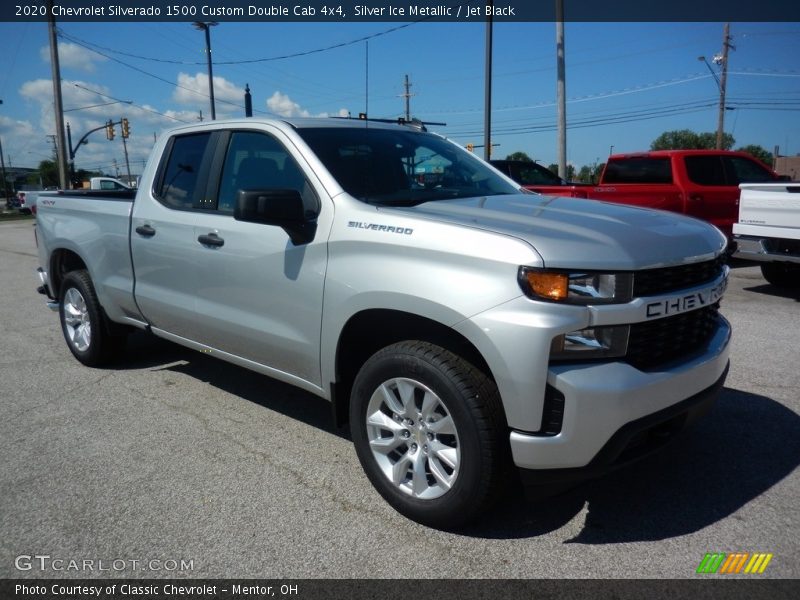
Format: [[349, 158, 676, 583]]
[[172, 72, 244, 113], [40, 42, 107, 73], [266, 91, 349, 119]]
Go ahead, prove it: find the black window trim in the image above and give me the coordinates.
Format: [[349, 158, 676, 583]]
[[212, 127, 321, 217], [152, 130, 222, 213]]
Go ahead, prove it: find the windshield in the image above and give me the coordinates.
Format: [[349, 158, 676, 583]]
[[295, 126, 519, 205]]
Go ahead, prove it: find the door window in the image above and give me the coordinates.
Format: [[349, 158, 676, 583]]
[[217, 131, 313, 214], [155, 132, 214, 210], [685, 156, 727, 186]]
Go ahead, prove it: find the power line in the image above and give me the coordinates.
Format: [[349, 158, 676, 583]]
[[60, 22, 422, 66], [58, 29, 265, 115], [72, 83, 193, 123]]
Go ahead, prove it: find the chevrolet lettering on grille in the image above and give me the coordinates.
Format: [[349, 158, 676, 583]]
[[644, 276, 728, 319]]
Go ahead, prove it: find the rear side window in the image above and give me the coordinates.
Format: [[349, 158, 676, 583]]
[[685, 156, 727, 186], [602, 158, 672, 184], [725, 156, 776, 184], [155, 132, 214, 210]]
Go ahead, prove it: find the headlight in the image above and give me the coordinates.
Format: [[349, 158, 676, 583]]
[[550, 325, 630, 361], [518, 267, 633, 304]]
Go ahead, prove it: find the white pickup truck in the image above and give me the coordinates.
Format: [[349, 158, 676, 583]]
[[733, 182, 800, 287], [34, 117, 731, 527]]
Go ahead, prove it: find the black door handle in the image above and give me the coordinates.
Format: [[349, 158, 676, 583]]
[[135, 224, 156, 237], [197, 233, 225, 248]]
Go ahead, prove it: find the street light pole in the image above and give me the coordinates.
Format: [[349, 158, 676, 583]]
[[193, 21, 218, 120]]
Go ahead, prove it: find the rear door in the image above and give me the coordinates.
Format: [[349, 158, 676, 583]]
[[680, 154, 736, 236], [130, 130, 219, 339]]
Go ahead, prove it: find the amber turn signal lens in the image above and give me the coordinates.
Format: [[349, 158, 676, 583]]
[[525, 272, 569, 301]]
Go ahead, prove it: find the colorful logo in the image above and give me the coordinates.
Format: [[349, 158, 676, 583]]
[[697, 552, 773, 574]]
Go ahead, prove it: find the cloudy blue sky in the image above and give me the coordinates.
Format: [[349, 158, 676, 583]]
[[1, 19, 798, 176]]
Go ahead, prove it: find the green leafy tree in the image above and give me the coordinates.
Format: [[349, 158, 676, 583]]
[[736, 144, 773, 166], [27, 160, 58, 188], [505, 151, 534, 162], [576, 165, 594, 183], [547, 163, 575, 180], [651, 130, 735, 151], [697, 132, 735, 150]]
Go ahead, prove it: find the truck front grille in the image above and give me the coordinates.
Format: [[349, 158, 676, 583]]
[[633, 256, 725, 297], [626, 305, 720, 370]]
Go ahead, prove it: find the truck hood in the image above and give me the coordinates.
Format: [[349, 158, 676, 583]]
[[383, 194, 727, 270]]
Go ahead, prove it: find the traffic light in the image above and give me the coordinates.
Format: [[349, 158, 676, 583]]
[[105, 120, 115, 141], [121, 118, 130, 139], [466, 143, 474, 152]]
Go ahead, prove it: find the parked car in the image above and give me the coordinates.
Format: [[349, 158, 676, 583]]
[[490, 159, 571, 189]]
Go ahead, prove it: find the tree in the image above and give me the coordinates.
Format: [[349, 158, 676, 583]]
[[576, 165, 593, 183], [650, 130, 735, 151], [697, 132, 735, 151], [736, 144, 773, 166], [505, 151, 534, 162], [547, 163, 575, 180], [27, 160, 58, 188]]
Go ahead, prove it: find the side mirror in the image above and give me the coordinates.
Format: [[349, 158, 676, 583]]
[[234, 189, 317, 245]]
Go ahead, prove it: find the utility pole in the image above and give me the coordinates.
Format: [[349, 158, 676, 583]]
[[0, 135, 9, 204], [715, 23, 733, 150], [483, 1, 493, 160], [47, 0, 69, 189], [556, 0, 567, 179], [193, 21, 218, 120], [401, 74, 414, 121]]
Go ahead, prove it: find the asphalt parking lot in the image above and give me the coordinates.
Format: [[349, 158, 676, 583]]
[[1, 218, 798, 580]]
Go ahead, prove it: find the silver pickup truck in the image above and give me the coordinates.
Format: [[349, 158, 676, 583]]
[[35, 118, 731, 527]]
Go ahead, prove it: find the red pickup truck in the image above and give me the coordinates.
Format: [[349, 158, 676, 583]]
[[506, 150, 784, 240]]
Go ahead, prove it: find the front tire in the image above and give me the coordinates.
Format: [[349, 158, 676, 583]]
[[350, 341, 508, 528], [59, 270, 125, 366]]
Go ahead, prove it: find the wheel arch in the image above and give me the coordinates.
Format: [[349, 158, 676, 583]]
[[49, 248, 89, 299], [330, 309, 497, 428]]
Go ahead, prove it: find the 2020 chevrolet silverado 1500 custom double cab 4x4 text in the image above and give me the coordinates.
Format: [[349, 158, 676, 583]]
[[35, 118, 731, 527]]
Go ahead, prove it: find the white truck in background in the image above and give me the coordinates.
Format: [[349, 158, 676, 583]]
[[733, 183, 800, 288], [84, 177, 132, 191]]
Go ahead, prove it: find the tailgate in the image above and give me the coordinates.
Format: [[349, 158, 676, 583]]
[[737, 183, 800, 234]]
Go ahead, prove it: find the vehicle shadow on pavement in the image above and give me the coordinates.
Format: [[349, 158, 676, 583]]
[[461, 387, 800, 541], [112, 335, 799, 541], [115, 331, 350, 441], [743, 283, 800, 301]]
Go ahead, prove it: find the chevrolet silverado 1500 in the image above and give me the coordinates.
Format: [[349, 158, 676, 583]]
[[35, 118, 731, 527]]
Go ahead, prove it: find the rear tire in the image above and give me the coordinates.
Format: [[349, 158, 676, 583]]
[[59, 270, 126, 366], [760, 263, 800, 289], [350, 341, 509, 528]]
